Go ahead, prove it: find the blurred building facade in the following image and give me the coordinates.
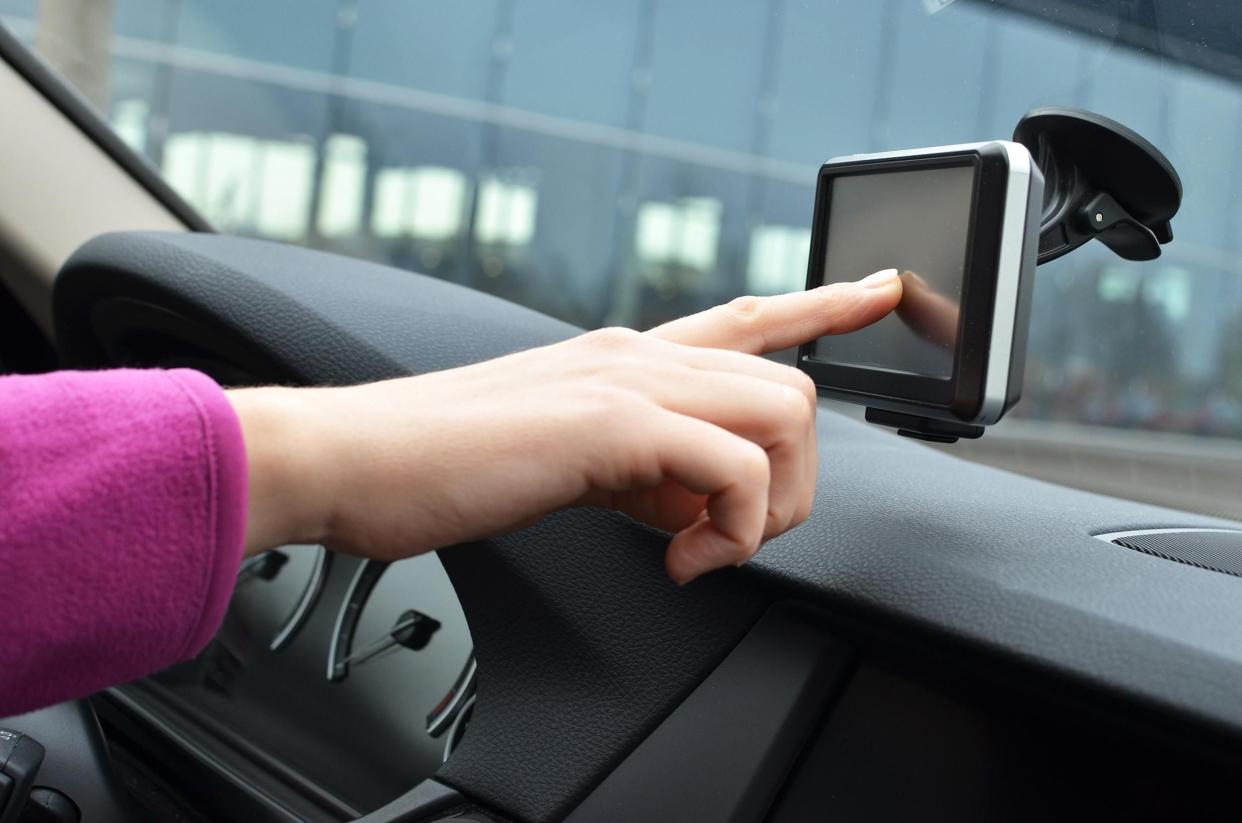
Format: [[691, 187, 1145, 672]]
[[4, 0, 1242, 438]]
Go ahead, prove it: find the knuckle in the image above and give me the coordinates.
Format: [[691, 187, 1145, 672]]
[[791, 368, 817, 403], [735, 441, 771, 481], [723, 295, 767, 332], [776, 384, 813, 426], [581, 326, 642, 352]]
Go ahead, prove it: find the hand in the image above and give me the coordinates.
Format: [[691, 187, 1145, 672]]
[[230, 268, 902, 584]]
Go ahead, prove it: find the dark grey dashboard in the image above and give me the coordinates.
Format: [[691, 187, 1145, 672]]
[[52, 231, 1242, 822]]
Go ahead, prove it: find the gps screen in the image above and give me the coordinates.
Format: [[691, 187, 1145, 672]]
[[812, 163, 976, 379]]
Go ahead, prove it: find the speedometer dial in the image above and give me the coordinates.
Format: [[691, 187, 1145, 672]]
[[229, 544, 330, 651], [326, 554, 475, 766]]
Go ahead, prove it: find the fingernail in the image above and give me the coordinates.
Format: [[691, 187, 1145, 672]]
[[860, 268, 899, 289]]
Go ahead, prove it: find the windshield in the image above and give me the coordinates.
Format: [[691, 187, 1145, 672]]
[[3, 0, 1239, 518]]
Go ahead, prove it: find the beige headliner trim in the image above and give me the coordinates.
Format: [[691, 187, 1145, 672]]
[[0, 53, 185, 336]]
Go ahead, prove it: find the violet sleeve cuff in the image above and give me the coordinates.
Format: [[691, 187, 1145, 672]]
[[0, 368, 248, 717], [165, 368, 248, 659]]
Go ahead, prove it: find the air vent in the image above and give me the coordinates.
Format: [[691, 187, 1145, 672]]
[[1096, 529, 1242, 578]]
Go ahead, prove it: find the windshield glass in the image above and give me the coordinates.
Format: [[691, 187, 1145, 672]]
[[3, 0, 1239, 518]]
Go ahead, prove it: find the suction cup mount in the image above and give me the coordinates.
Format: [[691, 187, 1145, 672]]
[[1014, 107, 1182, 265]]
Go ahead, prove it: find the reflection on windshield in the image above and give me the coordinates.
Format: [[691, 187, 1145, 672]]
[[2, 0, 1240, 444]]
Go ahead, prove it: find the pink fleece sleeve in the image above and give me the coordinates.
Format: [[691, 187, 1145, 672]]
[[0, 368, 247, 716]]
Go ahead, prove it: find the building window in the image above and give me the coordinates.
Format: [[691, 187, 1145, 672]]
[[372, 166, 469, 241], [316, 133, 367, 238], [636, 197, 722, 273], [474, 175, 539, 246], [255, 139, 316, 241], [163, 131, 315, 241], [747, 224, 812, 295]]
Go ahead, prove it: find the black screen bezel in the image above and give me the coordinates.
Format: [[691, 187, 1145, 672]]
[[797, 145, 1010, 420]]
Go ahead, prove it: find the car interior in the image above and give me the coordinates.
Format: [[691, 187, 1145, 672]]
[[1, 2, 1241, 822]]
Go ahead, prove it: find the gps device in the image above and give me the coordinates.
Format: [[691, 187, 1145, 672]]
[[796, 109, 1181, 442], [797, 141, 1043, 441]]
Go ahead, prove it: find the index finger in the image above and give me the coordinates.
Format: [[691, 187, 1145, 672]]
[[648, 268, 903, 354]]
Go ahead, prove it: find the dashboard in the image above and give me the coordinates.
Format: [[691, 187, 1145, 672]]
[[49, 231, 1242, 823]]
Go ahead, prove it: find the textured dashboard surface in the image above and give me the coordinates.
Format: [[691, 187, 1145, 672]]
[[55, 230, 580, 383], [55, 232, 1242, 822], [754, 414, 1242, 736]]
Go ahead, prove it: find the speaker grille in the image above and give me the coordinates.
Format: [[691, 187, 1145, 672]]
[[1100, 529, 1242, 578]]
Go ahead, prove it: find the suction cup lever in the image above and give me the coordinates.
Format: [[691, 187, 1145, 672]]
[[1014, 107, 1182, 266], [1079, 191, 1161, 261]]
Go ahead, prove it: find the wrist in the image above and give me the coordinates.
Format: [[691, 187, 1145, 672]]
[[227, 386, 339, 556]]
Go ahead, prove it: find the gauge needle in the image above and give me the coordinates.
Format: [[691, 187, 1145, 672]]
[[339, 610, 442, 668], [237, 550, 288, 584]]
